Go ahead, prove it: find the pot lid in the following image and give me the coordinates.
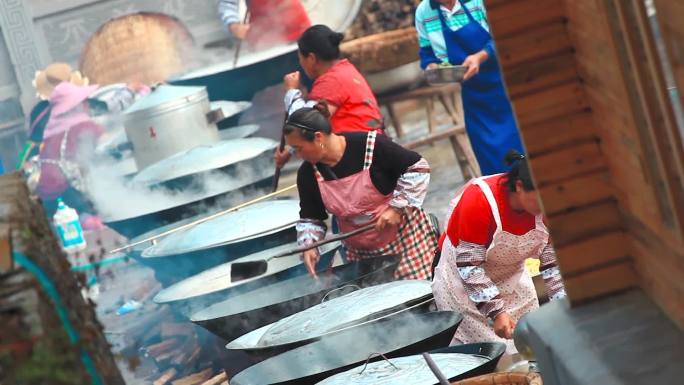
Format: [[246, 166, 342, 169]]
[[153, 241, 341, 304], [125, 84, 206, 114], [142, 199, 299, 258], [218, 124, 260, 141], [209, 100, 252, 120], [132, 137, 277, 186], [228, 280, 433, 349], [317, 353, 490, 385]]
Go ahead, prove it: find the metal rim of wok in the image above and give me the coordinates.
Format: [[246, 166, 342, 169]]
[[130, 137, 277, 186], [228, 310, 465, 385], [190, 256, 401, 341], [140, 199, 300, 258], [315, 342, 507, 385], [152, 240, 342, 304], [226, 281, 435, 352], [218, 124, 260, 141]]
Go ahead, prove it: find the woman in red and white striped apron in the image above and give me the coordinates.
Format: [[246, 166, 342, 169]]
[[432, 151, 566, 353], [286, 103, 438, 280]]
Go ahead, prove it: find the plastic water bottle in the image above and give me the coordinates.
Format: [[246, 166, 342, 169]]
[[53, 199, 86, 253]]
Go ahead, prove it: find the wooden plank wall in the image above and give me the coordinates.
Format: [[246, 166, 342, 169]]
[[487, 0, 684, 326]]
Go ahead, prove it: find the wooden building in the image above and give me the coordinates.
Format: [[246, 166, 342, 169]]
[[486, 0, 684, 384]]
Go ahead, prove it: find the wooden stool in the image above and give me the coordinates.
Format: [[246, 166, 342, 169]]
[[378, 84, 480, 179]]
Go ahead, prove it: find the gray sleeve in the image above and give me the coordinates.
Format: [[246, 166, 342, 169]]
[[218, 0, 240, 28]]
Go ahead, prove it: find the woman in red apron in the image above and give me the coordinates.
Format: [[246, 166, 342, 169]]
[[432, 151, 566, 353], [218, 0, 311, 50], [286, 104, 438, 280]]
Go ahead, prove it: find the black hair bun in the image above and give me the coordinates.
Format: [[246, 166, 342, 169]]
[[504, 149, 525, 166], [328, 32, 345, 47]]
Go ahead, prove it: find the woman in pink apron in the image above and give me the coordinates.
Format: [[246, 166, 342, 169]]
[[432, 151, 566, 353], [285, 103, 438, 280]]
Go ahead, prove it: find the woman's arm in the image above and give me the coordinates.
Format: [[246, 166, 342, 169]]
[[390, 157, 431, 210], [218, 0, 240, 28], [415, 10, 442, 69], [539, 243, 567, 300], [296, 164, 328, 246]]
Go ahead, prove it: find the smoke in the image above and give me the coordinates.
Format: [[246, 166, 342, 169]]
[[82, 146, 275, 222]]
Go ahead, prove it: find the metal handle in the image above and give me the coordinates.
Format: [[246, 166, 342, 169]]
[[206, 108, 225, 125], [321, 284, 361, 303], [423, 352, 450, 385], [359, 352, 399, 374]]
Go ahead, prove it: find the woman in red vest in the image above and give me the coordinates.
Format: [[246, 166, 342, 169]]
[[276, 24, 385, 167], [218, 0, 311, 50]]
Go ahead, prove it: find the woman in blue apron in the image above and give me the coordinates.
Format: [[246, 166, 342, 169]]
[[415, 0, 524, 175]]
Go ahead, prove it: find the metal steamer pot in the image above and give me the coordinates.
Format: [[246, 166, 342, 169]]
[[123, 84, 250, 169], [152, 241, 343, 317], [229, 311, 465, 385], [225, 281, 436, 362], [138, 199, 300, 286], [190, 256, 401, 342]]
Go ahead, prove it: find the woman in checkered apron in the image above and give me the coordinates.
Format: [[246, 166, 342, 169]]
[[286, 103, 438, 280]]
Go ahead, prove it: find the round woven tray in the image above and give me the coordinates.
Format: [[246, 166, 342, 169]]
[[79, 12, 194, 86], [340, 27, 419, 74]]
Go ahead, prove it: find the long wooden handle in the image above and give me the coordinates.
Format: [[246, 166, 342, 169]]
[[109, 184, 297, 254], [268, 223, 376, 261], [231, 10, 250, 68], [450, 372, 542, 385], [271, 112, 289, 192]]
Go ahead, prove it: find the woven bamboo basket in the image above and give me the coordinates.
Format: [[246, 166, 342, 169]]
[[340, 27, 419, 74], [79, 12, 194, 86], [452, 372, 543, 385]]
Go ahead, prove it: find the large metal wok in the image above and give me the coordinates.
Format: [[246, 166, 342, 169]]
[[315, 343, 507, 385], [102, 174, 272, 239], [169, 0, 362, 103], [225, 281, 435, 363], [190, 256, 401, 341], [229, 311, 464, 385], [136, 199, 299, 284], [131, 137, 276, 190], [152, 241, 342, 317]]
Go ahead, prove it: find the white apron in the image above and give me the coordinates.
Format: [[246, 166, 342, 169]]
[[432, 176, 548, 354]]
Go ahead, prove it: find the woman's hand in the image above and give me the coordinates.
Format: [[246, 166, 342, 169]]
[[274, 146, 292, 168], [229, 23, 250, 40], [302, 248, 321, 278], [493, 312, 516, 339], [376, 207, 404, 232], [462, 50, 489, 81], [283, 71, 301, 90], [426, 63, 440, 70]]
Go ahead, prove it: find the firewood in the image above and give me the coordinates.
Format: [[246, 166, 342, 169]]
[[185, 346, 201, 367], [144, 338, 182, 358], [161, 322, 195, 339], [171, 368, 213, 385], [199, 371, 227, 385], [153, 367, 178, 385]]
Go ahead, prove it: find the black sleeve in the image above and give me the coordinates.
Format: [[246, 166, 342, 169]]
[[296, 162, 329, 221], [371, 134, 422, 181]]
